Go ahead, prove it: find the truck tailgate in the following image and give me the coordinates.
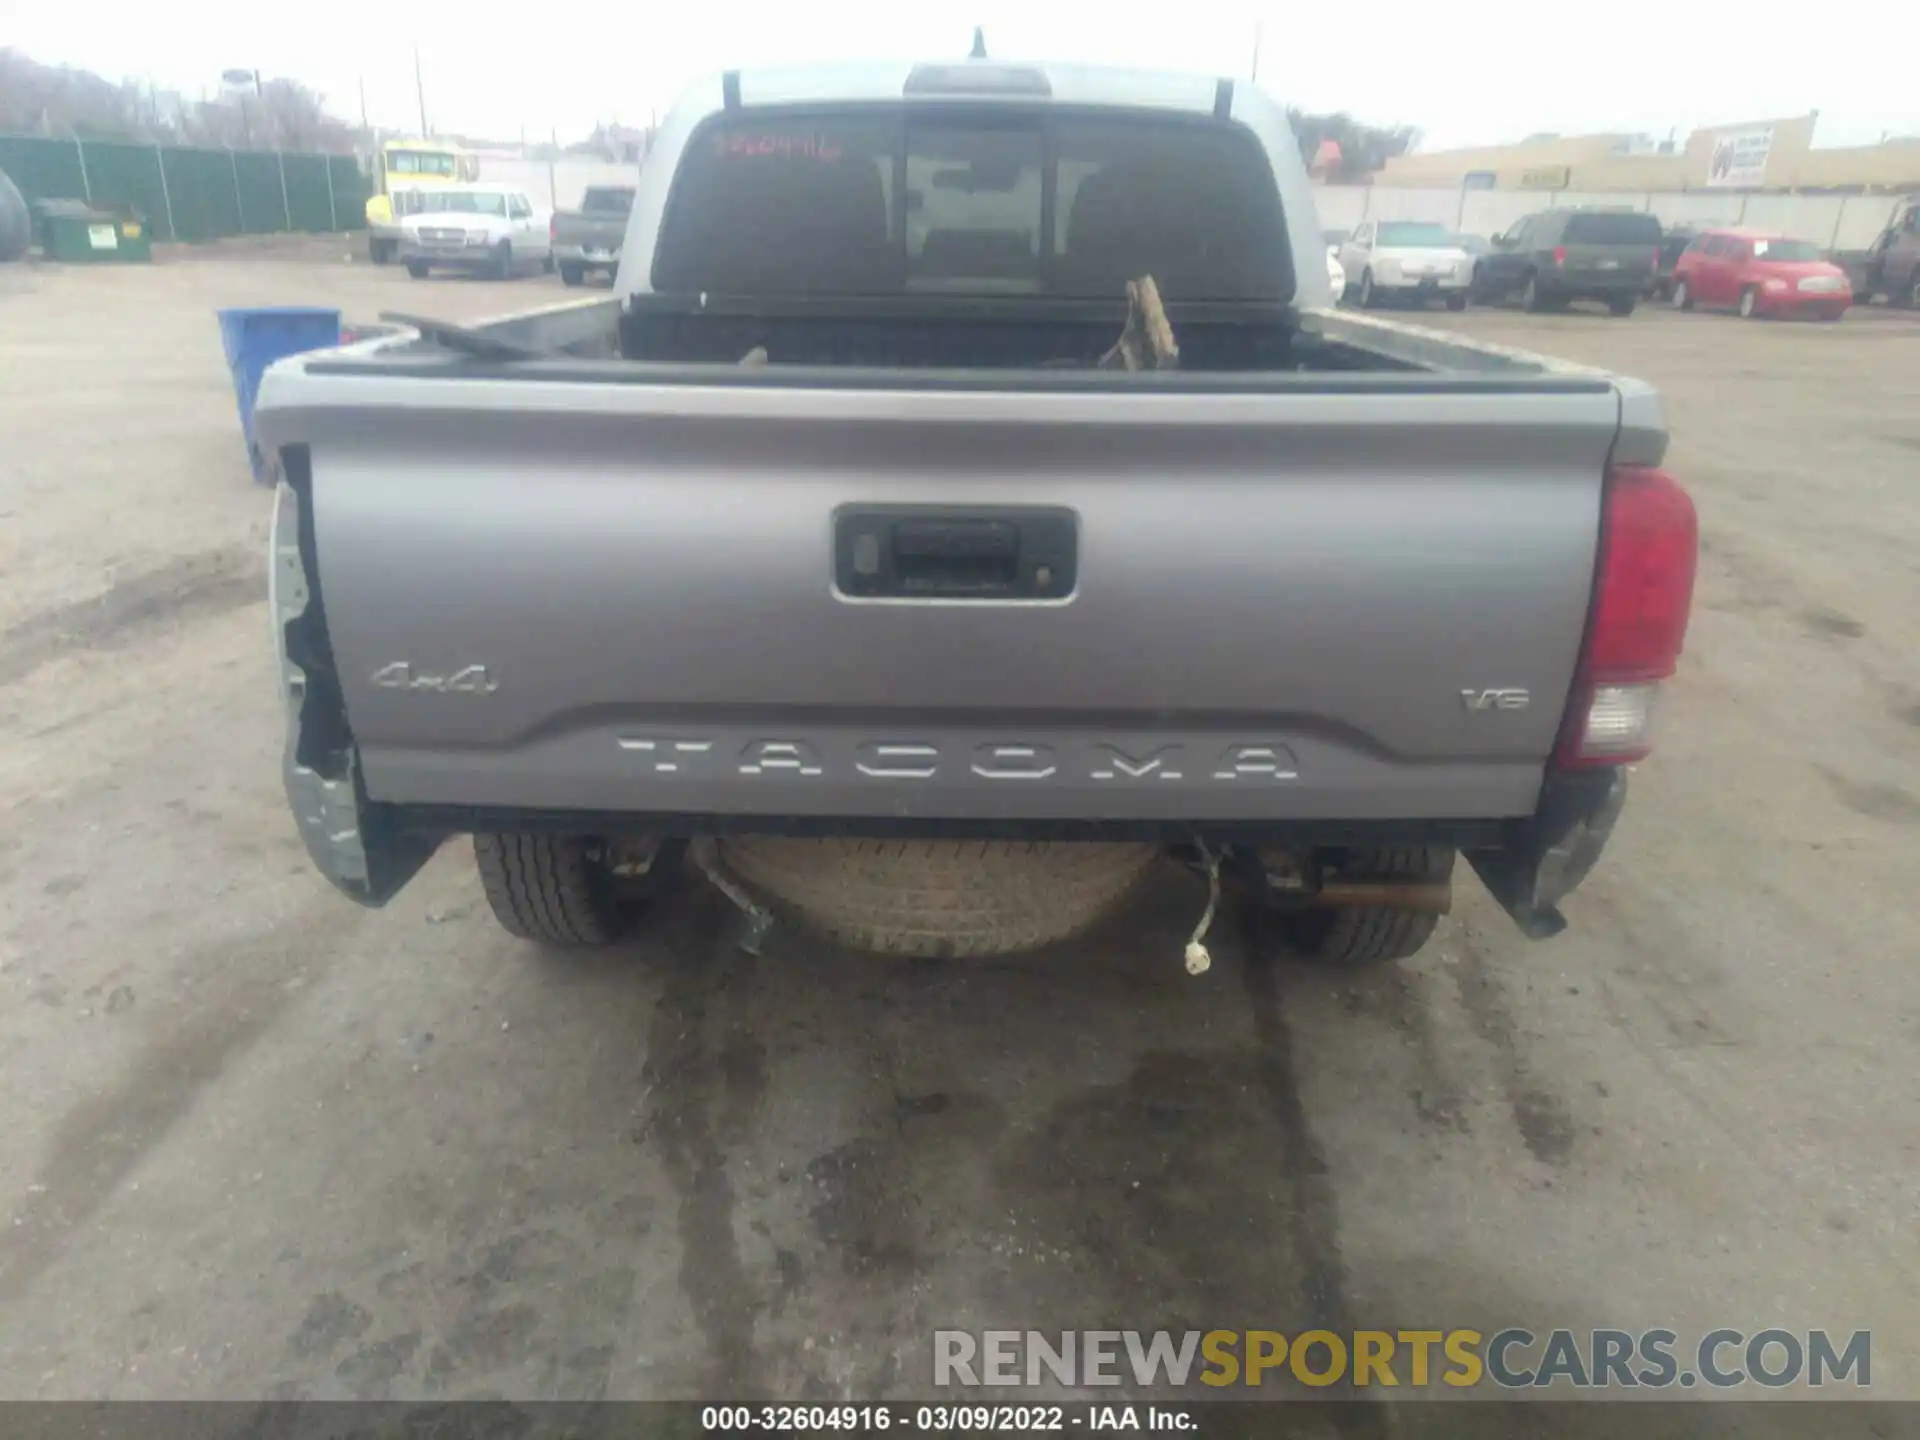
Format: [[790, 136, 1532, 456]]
[[272, 373, 1619, 823], [555, 217, 625, 249]]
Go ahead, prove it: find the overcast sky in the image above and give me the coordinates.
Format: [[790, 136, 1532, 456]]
[[11, 1, 1914, 152]]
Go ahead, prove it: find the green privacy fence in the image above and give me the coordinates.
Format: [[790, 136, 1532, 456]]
[[0, 134, 372, 243]]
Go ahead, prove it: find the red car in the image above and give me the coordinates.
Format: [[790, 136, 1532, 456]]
[[1668, 228, 1852, 320]]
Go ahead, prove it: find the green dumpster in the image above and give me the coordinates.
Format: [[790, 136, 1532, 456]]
[[33, 200, 153, 264]]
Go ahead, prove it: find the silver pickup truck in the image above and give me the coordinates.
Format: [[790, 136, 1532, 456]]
[[255, 59, 1698, 968]]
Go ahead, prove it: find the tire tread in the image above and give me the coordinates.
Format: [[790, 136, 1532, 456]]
[[475, 832, 624, 946], [1256, 845, 1454, 967]]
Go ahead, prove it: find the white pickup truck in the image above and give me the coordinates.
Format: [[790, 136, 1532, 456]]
[[399, 183, 554, 280]]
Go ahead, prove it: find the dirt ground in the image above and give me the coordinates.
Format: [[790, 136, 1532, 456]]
[[1, 248, 1917, 1423]]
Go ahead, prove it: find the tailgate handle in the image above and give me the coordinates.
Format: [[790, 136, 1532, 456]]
[[835, 506, 1077, 601]]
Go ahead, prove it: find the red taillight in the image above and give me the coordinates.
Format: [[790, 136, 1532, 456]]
[[1557, 464, 1698, 767], [1652, 247, 1661, 270], [549, 216, 558, 241], [1552, 245, 1567, 266]]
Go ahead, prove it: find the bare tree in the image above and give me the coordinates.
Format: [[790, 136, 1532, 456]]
[[0, 48, 354, 151], [257, 78, 354, 152], [1286, 108, 1422, 182], [0, 48, 141, 135], [183, 100, 250, 149]]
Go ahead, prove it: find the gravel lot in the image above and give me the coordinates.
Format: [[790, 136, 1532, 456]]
[[1, 247, 1917, 1422]]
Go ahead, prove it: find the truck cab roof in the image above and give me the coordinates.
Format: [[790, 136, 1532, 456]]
[[699, 59, 1245, 115]]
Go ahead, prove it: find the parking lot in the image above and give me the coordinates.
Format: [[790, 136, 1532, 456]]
[[1, 244, 1917, 1420]]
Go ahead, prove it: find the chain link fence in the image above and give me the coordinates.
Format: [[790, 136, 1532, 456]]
[[0, 134, 371, 243]]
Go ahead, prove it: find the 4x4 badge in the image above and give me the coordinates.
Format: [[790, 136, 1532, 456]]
[[372, 662, 497, 694]]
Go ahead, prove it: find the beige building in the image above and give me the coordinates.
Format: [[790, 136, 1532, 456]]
[[1380, 114, 1920, 193]]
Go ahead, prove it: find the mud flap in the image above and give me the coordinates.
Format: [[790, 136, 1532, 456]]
[[1467, 768, 1627, 940]]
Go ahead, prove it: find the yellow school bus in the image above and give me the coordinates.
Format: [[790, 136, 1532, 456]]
[[364, 139, 480, 263]]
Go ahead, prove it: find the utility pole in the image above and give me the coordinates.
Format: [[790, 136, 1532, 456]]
[[414, 46, 429, 137], [359, 77, 370, 131], [1251, 19, 1263, 83]]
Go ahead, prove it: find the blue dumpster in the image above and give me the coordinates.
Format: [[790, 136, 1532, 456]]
[[217, 307, 341, 482]]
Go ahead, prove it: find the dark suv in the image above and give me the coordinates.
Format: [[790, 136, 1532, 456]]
[[1471, 207, 1662, 316]]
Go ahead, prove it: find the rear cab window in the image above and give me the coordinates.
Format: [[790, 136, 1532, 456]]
[[1563, 212, 1662, 245], [581, 188, 635, 215], [1375, 221, 1455, 248], [417, 191, 508, 217], [651, 107, 1293, 301]]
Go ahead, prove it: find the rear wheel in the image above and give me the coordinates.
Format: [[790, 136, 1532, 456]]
[[1358, 269, 1378, 309], [1522, 273, 1548, 312], [1739, 286, 1761, 319], [559, 261, 585, 287], [1446, 291, 1468, 312], [1607, 295, 1636, 317], [369, 236, 395, 265], [1254, 847, 1455, 967], [490, 241, 513, 280], [405, 260, 429, 279], [475, 833, 683, 947], [1670, 278, 1693, 311]]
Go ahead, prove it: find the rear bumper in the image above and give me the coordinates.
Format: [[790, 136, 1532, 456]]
[[292, 775, 1629, 945], [1378, 274, 1470, 296], [552, 243, 620, 267], [402, 242, 496, 267], [1755, 288, 1851, 315], [1545, 270, 1646, 298], [1465, 767, 1626, 938], [402, 248, 500, 272]]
